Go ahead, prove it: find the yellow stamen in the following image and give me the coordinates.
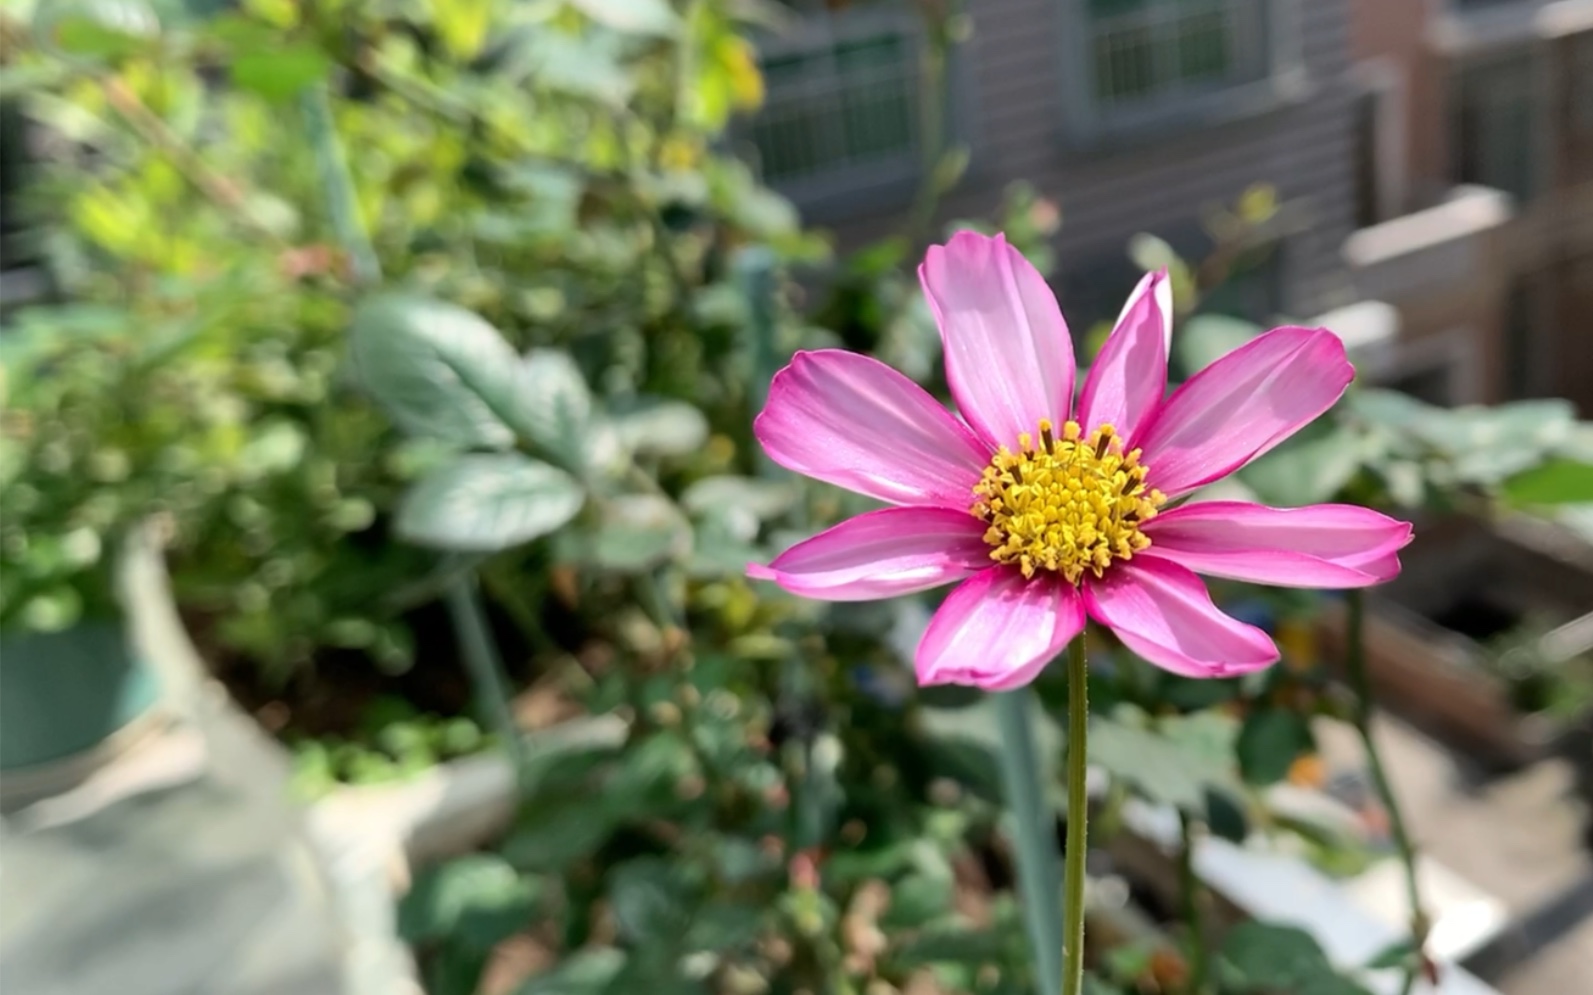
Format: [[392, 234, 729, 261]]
[[971, 419, 1166, 585]]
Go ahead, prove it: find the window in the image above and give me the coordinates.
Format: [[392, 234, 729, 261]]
[[1454, 53, 1539, 202], [747, 5, 921, 199], [1086, 0, 1270, 110]]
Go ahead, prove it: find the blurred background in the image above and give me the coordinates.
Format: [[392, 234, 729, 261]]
[[1, 0, 1591, 994]]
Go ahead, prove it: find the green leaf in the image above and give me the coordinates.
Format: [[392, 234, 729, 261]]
[[1220, 922, 1372, 995], [229, 44, 329, 102], [685, 900, 765, 952], [396, 453, 584, 552], [1239, 420, 1363, 506], [680, 476, 796, 543], [608, 857, 695, 944], [568, 0, 680, 35], [503, 797, 616, 872], [1127, 233, 1179, 273], [557, 494, 691, 572], [1502, 458, 1593, 507], [350, 294, 522, 449], [514, 949, 627, 995], [880, 871, 956, 929], [508, 349, 593, 472], [398, 855, 540, 948], [1364, 938, 1418, 970], [37, 0, 159, 59], [611, 400, 709, 458], [426, 943, 491, 995], [1236, 707, 1314, 786], [1089, 705, 1237, 811], [1175, 314, 1262, 378]]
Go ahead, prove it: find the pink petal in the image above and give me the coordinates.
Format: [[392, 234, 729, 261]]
[[1076, 269, 1172, 446], [1084, 557, 1279, 678], [755, 349, 991, 508], [915, 567, 1085, 690], [748, 507, 993, 601], [1137, 326, 1353, 499], [919, 231, 1075, 450], [1142, 501, 1412, 588]]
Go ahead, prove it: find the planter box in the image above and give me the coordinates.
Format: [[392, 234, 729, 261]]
[[1104, 792, 1507, 995], [1315, 514, 1593, 769]]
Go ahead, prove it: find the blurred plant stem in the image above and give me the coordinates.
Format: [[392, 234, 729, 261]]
[[906, 0, 966, 244], [99, 76, 284, 245], [445, 574, 529, 774], [995, 665, 1069, 995], [300, 82, 380, 286], [1179, 810, 1210, 995], [1346, 590, 1426, 995]]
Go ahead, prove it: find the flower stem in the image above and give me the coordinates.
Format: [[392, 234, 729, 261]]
[[1062, 635, 1090, 995], [994, 687, 1064, 995], [1178, 810, 1210, 995], [1346, 590, 1425, 994], [444, 575, 528, 781]]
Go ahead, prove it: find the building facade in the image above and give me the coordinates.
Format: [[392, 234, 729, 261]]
[[745, 0, 1363, 332]]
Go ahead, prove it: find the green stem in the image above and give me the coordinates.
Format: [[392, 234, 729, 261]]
[[444, 576, 527, 780], [995, 687, 1064, 995], [1346, 590, 1424, 995], [301, 83, 381, 286], [1062, 636, 1089, 995], [1178, 810, 1210, 995]]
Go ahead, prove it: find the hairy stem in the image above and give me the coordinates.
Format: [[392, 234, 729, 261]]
[[1062, 636, 1089, 995]]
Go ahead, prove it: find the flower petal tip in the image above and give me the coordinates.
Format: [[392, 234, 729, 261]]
[[745, 562, 777, 582]]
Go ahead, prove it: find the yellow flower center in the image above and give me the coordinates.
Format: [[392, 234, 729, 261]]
[[972, 420, 1166, 584]]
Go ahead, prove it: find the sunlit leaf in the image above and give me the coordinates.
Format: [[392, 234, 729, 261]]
[[396, 454, 584, 552], [350, 293, 521, 449], [508, 349, 593, 472], [398, 854, 540, 948], [1502, 458, 1593, 507], [230, 44, 329, 103], [568, 0, 679, 35]]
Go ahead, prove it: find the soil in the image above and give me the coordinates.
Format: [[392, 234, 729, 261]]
[[190, 596, 540, 742]]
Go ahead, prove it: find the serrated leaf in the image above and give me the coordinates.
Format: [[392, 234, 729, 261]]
[[398, 854, 540, 948], [350, 293, 522, 449], [396, 454, 583, 552], [611, 399, 709, 458], [508, 349, 593, 472]]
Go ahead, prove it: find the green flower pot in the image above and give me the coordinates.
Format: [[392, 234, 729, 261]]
[[0, 618, 161, 771]]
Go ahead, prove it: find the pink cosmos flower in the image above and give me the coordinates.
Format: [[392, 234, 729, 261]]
[[748, 231, 1412, 689]]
